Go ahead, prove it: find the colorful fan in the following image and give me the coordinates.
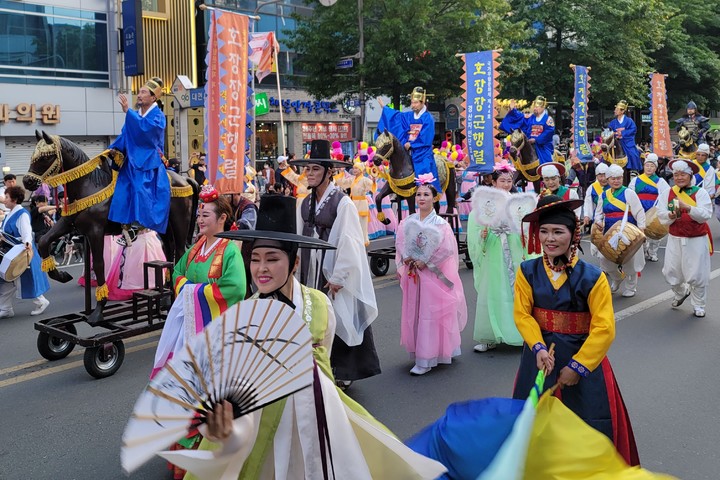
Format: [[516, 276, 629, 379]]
[[121, 299, 315, 474]]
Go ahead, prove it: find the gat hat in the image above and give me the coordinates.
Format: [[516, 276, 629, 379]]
[[532, 96, 547, 109], [410, 86, 427, 103], [217, 194, 335, 250], [668, 158, 699, 175], [697, 143, 710, 154], [143, 77, 163, 98], [615, 100, 628, 111], [644, 153, 659, 165], [606, 164, 624, 178], [522, 195, 583, 255], [687, 100, 697, 110], [537, 162, 566, 178], [595, 163, 609, 175], [289, 140, 350, 168]]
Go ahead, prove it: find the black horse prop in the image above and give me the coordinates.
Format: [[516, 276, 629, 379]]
[[372, 130, 457, 222], [23, 131, 199, 325]]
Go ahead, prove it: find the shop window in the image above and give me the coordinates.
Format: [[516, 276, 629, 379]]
[[142, 0, 168, 19]]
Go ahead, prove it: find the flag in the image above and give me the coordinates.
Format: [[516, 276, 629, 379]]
[[249, 32, 279, 83], [649, 73, 673, 158], [204, 9, 251, 194], [571, 65, 593, 162]]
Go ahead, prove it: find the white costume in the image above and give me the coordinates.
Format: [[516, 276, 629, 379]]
[[628, 173, 670, 261]]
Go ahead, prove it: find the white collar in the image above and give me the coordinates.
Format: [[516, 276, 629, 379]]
[[535, 111, 546, 122], [413, 106, 427, 120], [200, 237, 222, 256], [139, 102, 158, 118], [617, 114, 625, 123], [291, 277, 303, 311]]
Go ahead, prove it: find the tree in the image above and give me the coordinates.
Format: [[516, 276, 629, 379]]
[[286, 0, 535, 108]]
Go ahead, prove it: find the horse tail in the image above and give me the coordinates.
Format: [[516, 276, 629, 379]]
[[186, 177, 200, 247]]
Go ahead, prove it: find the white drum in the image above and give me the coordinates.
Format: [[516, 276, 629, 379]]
[[0, 240, 30, 282]]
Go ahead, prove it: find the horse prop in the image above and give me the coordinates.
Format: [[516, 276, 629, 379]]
[[675, 125, 698, 160], [372, 130, 457, 222], [23, 131, 200, 325], [506, 129, 542, 192], [600, 128, 634, 185]]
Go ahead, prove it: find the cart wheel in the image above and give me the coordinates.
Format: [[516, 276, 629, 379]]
[[37, 322, 78, 361], [84, 341, 125, 379], [370, 257, 389, 277]]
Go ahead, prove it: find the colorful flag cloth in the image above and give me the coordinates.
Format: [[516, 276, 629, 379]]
[[249, 32, 279, 83]]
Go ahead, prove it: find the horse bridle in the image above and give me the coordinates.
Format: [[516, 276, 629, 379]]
[[373, 135, 394, 165], [25, 136, 63, 184]]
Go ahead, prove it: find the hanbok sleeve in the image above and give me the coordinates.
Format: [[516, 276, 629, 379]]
[[323, 293, 336, 355], [594, 193, 605, 224], [466, 215, 486, 262], [281, 167, 306, 188], [211, 242, 247, 306], [499, 108, 524, 134], [16, 210, 34, 244], [513, 267, 545, 350], [688, 188, 713, 223], [657, 178, 671, 196], [621, 118, 637, 138], [172, 247, 192, 295], [571, 273, 615, 373], [583, 188, 594, 220], [656, 189, 674, 226], [427, 221, 458, 268], [395, 219, 407, 269], [626, 190, 646, 229]]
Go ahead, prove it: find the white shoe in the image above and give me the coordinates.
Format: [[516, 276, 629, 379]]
[[622, 290, 636, 298], [694, 308, 706, 318], [474, 343, 497, 352], [410, 365, 431, 375], [648, 255, 659, 262], [31, 298, 50, 316], [0, 309, 14, 319], [672, 289, 691, 308]]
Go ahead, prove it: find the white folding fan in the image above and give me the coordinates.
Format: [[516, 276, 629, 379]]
[[471, 186, 510, 229], [121, 299, 315, 474], [506, 192, 539, 235]]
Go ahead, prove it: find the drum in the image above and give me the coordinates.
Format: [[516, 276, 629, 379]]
[[0, 234, 31, 282], [644, 207, 668, 240], [590, 222, 604, 250], [596, 222, 646, 266]]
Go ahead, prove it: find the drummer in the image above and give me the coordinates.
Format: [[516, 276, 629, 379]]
[[593, 164, 646, 298], [628, 153, 670, 262], [538, 162, 580, 217]]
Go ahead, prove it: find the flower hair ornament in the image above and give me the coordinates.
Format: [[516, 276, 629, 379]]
[[493, 159, 516, 174], [198, 185, 219, 208], [415, 173, 437, 186]]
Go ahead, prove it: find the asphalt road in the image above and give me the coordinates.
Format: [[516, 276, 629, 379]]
[[2, 224, 720, 480]]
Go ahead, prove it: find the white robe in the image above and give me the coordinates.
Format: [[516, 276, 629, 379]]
[[298, 185, 378, 347], [657, 187, 713, 308]]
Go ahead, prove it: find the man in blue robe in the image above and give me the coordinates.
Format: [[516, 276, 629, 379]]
[[675, 100, 710, 144], [607, 100, 642, 173], [375, 87, 441, 191], [500, 96, 555, 165], [108, 77, 171, 245]]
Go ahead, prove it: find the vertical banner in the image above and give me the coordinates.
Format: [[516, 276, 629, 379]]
[[205, 10, 250, 194], [460, 50, 500, 173], [571, 65, 592, 162], [649, 73, 673, 157], [121, 0, 144, 76]]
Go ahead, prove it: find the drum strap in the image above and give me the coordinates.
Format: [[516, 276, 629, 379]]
[[604, 189, 628, 212]]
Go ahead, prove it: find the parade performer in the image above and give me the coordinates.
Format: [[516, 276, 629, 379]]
[[594, 165, 646, 297], [513, 194, 639, 466], [657, 158, 713, 318], [457, 166, 479, 221], [675, 101, 710, 144], [376, 88, 441, 191], [608, 100, 642, 173], [278, 157, 310, 199], [290, 140, 380, 389], [537, 162, 579, 201], [628, 154, 670, 262], [582, 162, 610, 227], [395, 174, 467, 375], [373, 171, 398, 235], [230, 190, 258, 231], [500, 97, 556, 165], [108, 77, 171, 246], [0, 186, 50, 317], [164, 194, 446, 480], [335, 161, 376, 246], [693, 144, 716, 200], [104, 229, 166, 301], [468, 161, 535, 353]]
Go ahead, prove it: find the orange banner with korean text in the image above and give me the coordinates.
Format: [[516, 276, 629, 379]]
[[649, 73, 673, 158], [460, 50, 501, 173]]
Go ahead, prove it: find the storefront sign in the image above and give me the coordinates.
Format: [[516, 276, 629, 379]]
[[255, 92, 269, 116], [0, 103, 61, 124], [301, 123, 352, 142], [269, 97, 338, 114]]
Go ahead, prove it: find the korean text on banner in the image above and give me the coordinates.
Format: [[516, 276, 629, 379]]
[[461, 51, 500, 173], [649, 73, 673, 158], [571, 65, 593, 162], [204, 10, 249, 194]]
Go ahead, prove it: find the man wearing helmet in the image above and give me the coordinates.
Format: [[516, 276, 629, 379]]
[[608, 100, 642, 175], [675, 101, 710, 144]]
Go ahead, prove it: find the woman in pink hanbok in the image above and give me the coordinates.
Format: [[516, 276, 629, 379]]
[[395, 174, 467, 375], [105, 229, 167, 300], [458, 167, 479, 220]]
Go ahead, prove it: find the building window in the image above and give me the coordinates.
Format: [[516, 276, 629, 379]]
[[0, 1, 109, 87], [142, 0, 168, 19]]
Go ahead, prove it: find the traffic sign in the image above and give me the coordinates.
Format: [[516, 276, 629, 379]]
[[171, 75, 194, 109], [336, 58, 353, 69], [189, 88, 205, 108]]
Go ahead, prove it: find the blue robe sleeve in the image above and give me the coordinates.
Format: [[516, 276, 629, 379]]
[[375, 106, 409, 144], [619, 118, 637, 139], [109, 128, 127, 154], [499, 108, 525, 134]]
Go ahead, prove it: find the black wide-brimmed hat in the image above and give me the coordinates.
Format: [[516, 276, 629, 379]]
[[288, 140, 351, 168], [217, 194, 335, 250], [522, 194, 583, 224], [522, 194, 583, 255]]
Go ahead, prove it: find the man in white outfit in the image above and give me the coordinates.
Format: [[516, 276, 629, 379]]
[[693, 143, 716, 201], [657, 158, 713, 318], [628, 153, 670, 262]]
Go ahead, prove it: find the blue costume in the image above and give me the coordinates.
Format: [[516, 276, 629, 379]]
[[108, 103, 170, 233], [500, 108, 555, 165], [1, 208, 49, 299], [600, 186, 637, 233], [376, 106, 441, 191], [608, 115, 641, 171]]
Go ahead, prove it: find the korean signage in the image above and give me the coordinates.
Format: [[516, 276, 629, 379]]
[[121, 0, 144, 77], [255, 92, 269, 116], [205, 9, 249, 194], [461, 50, 500, 173], [269, 97, 338, 115], [649, 73, 672, 157], [571, 65, 592, 162], [0, 103, 61, 124], [301, 123, 352, 142]]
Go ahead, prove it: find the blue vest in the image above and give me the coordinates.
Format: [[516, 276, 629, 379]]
[[633, 175, 659, 211], [520, 257, 602, 313], [601, 187, 636, 233], [1, 209, 49, 298]]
